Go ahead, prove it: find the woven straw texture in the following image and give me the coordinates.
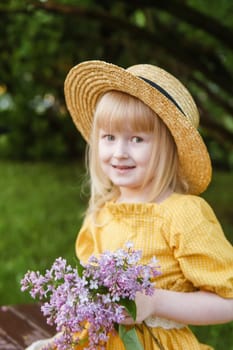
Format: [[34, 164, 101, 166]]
[[64, 60, 212, 195]]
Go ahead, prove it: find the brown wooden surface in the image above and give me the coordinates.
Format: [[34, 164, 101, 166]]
[[0, 304, 56, 349]]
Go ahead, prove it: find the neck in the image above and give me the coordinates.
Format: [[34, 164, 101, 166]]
[[117, 187, 173, 204]]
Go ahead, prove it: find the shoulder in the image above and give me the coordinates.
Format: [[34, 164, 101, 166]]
[[162, 193, 223, 241], [164, 193, 216, 220]]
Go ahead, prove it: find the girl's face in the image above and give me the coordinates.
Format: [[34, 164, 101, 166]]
[[98, 127, 155, 201]]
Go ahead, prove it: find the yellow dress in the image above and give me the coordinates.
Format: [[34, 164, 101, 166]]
[[75, 193, 233, 350]]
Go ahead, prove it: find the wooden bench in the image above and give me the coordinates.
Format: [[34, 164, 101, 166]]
[[0, 304, 56, 349]]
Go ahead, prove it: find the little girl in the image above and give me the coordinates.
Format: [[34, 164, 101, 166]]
[[27, 61, 233, 350]]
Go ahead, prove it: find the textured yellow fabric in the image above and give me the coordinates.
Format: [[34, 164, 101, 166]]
[[75, 193, 233, 350]]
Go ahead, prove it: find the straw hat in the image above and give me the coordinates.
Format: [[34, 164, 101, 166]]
[[64, 60, 212, 194]]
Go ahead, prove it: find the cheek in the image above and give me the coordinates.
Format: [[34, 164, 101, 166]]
[[133, 145, 153, 164], [98, 144, 110, 162], [144, 150, 153, 163]]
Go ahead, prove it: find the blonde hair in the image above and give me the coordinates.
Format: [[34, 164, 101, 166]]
[[85, 91, 187, 217]]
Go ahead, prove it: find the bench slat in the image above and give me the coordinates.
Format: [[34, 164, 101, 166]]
[[0, 304, 56, 349]]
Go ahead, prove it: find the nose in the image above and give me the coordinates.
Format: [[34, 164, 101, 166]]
[[113, 139, 128, 159]]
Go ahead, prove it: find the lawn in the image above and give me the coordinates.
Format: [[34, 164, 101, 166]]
[[0, 160, 87, 305], [0, 160, 232, 349]]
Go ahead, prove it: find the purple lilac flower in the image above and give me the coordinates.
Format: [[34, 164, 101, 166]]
[[21, 243, 160, 350]]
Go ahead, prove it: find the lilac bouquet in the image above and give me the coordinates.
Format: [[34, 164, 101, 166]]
[[21, 243, 160, 350]]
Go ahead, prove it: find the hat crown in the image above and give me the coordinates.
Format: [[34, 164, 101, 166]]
[[127, 64, 199, 129]]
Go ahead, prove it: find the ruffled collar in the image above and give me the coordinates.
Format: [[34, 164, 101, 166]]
[[104, 193, 178, 216]]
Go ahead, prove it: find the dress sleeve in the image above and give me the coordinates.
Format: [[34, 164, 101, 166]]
[[75, 216, 94, 263], [169, 196, 233, 298]]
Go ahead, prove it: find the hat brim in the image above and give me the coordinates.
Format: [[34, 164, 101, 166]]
[[64, 60, 212, 195]]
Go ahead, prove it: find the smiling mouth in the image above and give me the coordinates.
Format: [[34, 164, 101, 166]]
[[112, 165, 135, 170]]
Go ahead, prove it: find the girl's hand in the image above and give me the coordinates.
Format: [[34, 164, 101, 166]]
[[121, 291, 155, 325], [25, 332, 62, 350]]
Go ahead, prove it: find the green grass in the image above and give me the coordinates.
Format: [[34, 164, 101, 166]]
[[202, 171, 233, 244], [0, 160, 87, 305], [0, 160, 232, 349]]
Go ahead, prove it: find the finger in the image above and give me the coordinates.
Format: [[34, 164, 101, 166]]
[[120, 316, 135, 325]]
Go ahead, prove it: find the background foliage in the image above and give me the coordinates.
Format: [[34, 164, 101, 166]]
[[0, 0, 233, 166], [0, 0, 233, 349]]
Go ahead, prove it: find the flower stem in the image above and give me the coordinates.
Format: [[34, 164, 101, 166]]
[[141, 322, 166, 350]]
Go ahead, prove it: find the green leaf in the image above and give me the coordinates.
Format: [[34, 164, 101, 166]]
[[76, 257, 84, 277], [119, 298, 137, 321], [119, 325, 143, 350]]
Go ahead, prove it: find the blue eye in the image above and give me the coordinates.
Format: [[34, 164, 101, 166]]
[[105, 134, 115, 141], [131, 136, 143, 143]]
